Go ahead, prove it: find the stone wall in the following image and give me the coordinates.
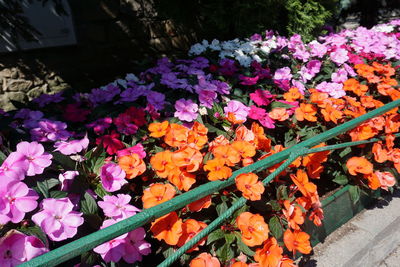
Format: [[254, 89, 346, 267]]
[[0, 0, 197, 110]]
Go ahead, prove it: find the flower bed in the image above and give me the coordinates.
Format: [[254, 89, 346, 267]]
[[0, 20, 400, 266]]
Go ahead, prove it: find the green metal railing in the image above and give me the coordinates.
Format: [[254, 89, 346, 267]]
[[21, 98, 400, 267]]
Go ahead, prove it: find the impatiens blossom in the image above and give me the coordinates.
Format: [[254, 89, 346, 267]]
[[0, 230, 48, 267], [98, 194, 140, 220], [58, 171, 79, 191], [116, 143, 146, 159], [32, 198, 84, 241], [330, 48, 349, 65], [100, 163, 127, 192], [15, 142, 52, 177], [273, 67, 292, 80], [0, 152, 28, 180], [174, 99, 199, 122], [96, 131, 125, 155], [0, 179, 38, 224], [316, 81, 346, 99], [86, 117, 112, 135], [54, 135, 89, 155], [30, 119, 71, 142], [224, 100, 250, 123]]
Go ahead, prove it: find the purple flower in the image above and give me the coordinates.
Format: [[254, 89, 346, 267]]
[[224, 100, 250, 122], [198, 89, 217, 108], [299, 60, 321, 82], [118, 85, 148, 103], [98, 194, 140, 220], [308, 40, 327, 58], [116, 144, 146, 159], [146, 91, 165, 111], [89, 84, 121, 106], [331, 68, 348, 83], [100, 163, 127, 192], [316, 81, 346, 98], [0, 179, 38, 224], [32, 198, 84, 241], [330, 48, 349, 65], [123, 227, 151, 263], [0, 230, 48, 266], [59, 171, 79, 191], [15, 142, 52, 176], [33, 92, 64, 107], [174, 99, 198, 122], [30, 119, 71, 142], [0, 152, 28, 181], [273, 67, 292, 80], [94, 219, 127, 262], [86, 117, 112, 135], [54, 136, 89, 155]]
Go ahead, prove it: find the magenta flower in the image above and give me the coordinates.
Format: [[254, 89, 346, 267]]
[[174, 99, 199, 122], [0, 180, 38, 225], [100, 163, 127, 192], [0, 230, 48, 266], [0, 152, 28, 181], [93, 219, 127, 263], [98, 194, 140, 220], [259, 113, 275, 129], [224, 100, 250, 122], [54, 135, 89, 155], [15, 142, 52, 177], [116, 144, 146, 159], [250, 89, 274, 106], [58, 171, 79, 191], [248, 105, 267, 120], [32, 198, 84, 241], [86, 117, 112, 135], [239, 75, 259, 86], [123, 227, 151, 263]]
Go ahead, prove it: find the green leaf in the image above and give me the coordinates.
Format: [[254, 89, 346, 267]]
[[162, 247, 176, 258], [207, 229, 225, 245], [276, 185, 288, 200], [51, 152, 75, 170], [332, 174, 348, 185], [216, 201, 228, 216], [216, 243, 234, 262], [80, 192, 98, 215], [0, 150, 7, 165], [339, 147, 352, 158], [19, 226, 48, 247], [269, 216, 283, 239], [235, 233, 255, 256], [49, 190, 68, 199], [348, 185, 360, 204], [268, 200, 281, 211], [225, 233, 235, 245], [94, 182, 110, 199], [270, 101, 295, 109], [81, 251, 99, 266], [35, 178, 60, 198], [92, 155, 106, 175]]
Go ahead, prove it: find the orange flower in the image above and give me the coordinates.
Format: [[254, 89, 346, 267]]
[[290, 170, 318, 204], [364, 173, 381, 190], [343, 78, 369, 96], [203, 158, 232, 181], [348, 123, 378, 141], [150, 212, 183, 245], [254, 237, 283, 267], [226, 112, 244, 124], [232, 262, 248, 267], [231, 140, 256, 158], [251, 122, 271, 152], [212, 145, 241, 166], [209, 135, 230, 152], [346, 157, 373, 176], [343, 96, 366, 118], [190, 253, 220, 267], [164, 123, 189, 148], [279, 257, 297, 267], [242, 157, 254, 167], [385, 114, 400, 134], [269, 108, 289, 121], [320, 103, 343, 124], [150, 150, 175, 178], [118, 154, 146, 179], [309, 89, 329, 108], [372, 142, 388, 163], [187, 195, 212, 212], [375, 171, 396, 191], [295, 103, 317, 122], [360, 95, 384, 109], [283, 87, 304, 102], [177, 219, 207, 252], [388, 148, 400, 173], [172, 146, 203, 172], [282, 200, 305, 230], [302, 143, 330, 179], [283, 229, 312, 255], [235, 125, 256, 142], [148, 121, 169, 138], [167, 168, 196, 191], [188, 122, 208, 150], [236, 212, 269, 247], [142, 183, 176, 209], [309, 206, 324, 227], [235, 173, 265, 201]]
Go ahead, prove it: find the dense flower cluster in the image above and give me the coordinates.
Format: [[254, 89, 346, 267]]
[[0, 19, 399, 266]]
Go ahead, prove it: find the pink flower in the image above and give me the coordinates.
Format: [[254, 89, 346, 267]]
[[224, 100, 250, 122], [316, 81, 346, 99], [0, 230, 48, 266], [59, 171, 79, 191], [308, 40, 327, 58], [330, 48, 349, 65], [0, 179, 38, 224], [250, 89, 274, 106], [0, 152, 28, 181], [93, 219, 127, 263], [98, 194, 140, 220], [375, 171, 396, 191], [239, 75, 259, 85], [123, 227, 151, 263], [86, 117, 112, 135], [15, 142, 52, 176], [116, 144, 146, 159], [32, 198, 84, 241], [248, 105, 267, 120], [259, 114, 275, 129], [331, 68, 348, 83], [273, 67, 292, 80], [100, 163, 127, 192], [174, 99, 198, 122], [54, 135, 89, 155]]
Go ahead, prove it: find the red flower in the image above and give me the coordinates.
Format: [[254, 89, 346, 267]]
[[96, 131, 125, 155], [63, 103, 90, 122]]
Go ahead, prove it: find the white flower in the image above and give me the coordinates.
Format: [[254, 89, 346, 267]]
[[189, 43, 207, 55], [125, 73, 139, 82], [373, 24, 394, 33]]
